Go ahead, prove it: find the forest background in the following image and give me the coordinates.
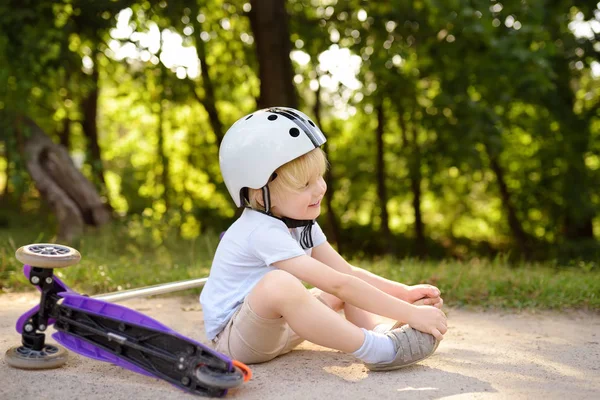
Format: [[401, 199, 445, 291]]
[[0, 1, 599, 304]]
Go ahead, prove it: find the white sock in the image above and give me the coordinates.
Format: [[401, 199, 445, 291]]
[[351, 328, 396, 363]]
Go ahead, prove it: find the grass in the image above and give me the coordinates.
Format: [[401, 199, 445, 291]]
[[361, 257, 600, 310], [0, 218, 219, 295], [1, 218, 599, 311]]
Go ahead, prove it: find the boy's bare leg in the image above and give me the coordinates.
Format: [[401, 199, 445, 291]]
[[317, 290, 396, 330], [247, 270, 365, 353], [247, 272, 438, 369], [345, 304, 397, 329]]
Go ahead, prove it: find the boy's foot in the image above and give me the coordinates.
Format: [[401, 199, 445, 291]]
[[364, 325, 439, 372], [373, 320, 404, 334]]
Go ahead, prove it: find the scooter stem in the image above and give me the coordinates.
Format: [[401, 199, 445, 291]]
[[92, 277, 208, 303]]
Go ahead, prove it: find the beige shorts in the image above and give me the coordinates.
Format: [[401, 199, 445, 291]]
[[212, 288, 332, 364]]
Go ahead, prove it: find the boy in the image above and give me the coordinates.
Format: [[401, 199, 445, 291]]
[[201, 107, 446, 370]]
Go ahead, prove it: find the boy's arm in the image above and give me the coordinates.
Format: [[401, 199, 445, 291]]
[[311, 242, 441, 305], [273, 254, 446, 339]]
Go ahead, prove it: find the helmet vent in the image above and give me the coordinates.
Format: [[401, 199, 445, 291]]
[[289, 128, 300, 137], [245, 114, 253, 120], [308, 120, 315, 127], [268, 114, 278, 121]]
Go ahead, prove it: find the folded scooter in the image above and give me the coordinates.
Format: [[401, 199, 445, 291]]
[[5, 243, 251, 398]]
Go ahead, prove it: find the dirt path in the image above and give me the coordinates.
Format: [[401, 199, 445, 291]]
[[0, 293, 598, 399]]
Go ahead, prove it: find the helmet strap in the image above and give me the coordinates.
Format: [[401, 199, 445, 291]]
[[280, 216, 314, 229], [251, 183, 315, 238], [262, 185, 272, 214]]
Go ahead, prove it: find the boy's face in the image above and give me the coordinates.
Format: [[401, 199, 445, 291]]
[[272, 175, 327, 221]]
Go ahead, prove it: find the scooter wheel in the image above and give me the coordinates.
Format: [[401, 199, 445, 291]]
[[195, 364, 246, 390], [5, 343, 69, 369], [16, 244, 81, 268]]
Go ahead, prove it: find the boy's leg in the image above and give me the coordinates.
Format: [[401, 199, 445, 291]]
[[232, 270, 439, 370], [247, 270, 365, 353], [316, 289, 396, 330], [215, 275, 366, 364], [345, 304, 398, 330]]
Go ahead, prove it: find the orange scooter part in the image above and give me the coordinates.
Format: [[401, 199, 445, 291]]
[[232, 359, 252, 382]]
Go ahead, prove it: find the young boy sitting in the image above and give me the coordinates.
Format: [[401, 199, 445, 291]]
[[201, 107, 446, 370]]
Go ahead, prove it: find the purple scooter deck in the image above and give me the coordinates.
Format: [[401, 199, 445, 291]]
[[52, 292, 233, 395], [16, 264, 237, 396], [16, 265, 73, 333]]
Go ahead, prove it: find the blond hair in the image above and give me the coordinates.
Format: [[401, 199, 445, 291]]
[[247, 147, 328, 211]]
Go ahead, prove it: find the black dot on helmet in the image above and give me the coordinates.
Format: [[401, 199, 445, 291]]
[[245, 114, 253, 120], [289, 128, 300, 137], [308, 120, 315, 127], [268, 115, 278, 121]]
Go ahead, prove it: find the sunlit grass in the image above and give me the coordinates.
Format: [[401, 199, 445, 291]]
[[0, 218, 218, 296], [360, 257, 600, 310], [1, 218, 598, 310]]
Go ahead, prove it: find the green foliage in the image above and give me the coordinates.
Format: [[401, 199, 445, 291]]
[[0, 0, 598, 260]]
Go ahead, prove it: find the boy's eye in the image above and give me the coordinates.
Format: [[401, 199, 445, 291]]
[[298, 181, 310, 190]]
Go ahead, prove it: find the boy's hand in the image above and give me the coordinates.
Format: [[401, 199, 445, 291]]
[[408, 305, 447, 341], [407, 284, 443, 309]]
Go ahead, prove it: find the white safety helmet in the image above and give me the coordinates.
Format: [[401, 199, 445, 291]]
[[219, 107, 327, 207]]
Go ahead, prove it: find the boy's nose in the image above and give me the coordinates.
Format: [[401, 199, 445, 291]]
[[318, 177, 327, 194]]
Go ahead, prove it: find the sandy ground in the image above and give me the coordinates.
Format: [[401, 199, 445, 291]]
[[0, 293, 598, 400]]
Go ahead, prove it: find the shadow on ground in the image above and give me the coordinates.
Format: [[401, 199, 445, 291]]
[[239, 347, 495, 399]]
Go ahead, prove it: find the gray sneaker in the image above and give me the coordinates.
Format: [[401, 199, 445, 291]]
[[364, 325, 440, 371]]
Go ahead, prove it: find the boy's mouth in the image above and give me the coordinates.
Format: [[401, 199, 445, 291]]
[[309, 200, 321, 207]]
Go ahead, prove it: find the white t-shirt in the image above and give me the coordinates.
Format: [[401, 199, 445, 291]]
[[200, 208, 327, 340]]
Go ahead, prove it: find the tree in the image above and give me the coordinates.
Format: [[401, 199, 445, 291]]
[[17, 117, 111, 241], [249, 0, 297, 108]]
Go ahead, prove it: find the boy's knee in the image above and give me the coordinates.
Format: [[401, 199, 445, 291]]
[[258, 270, 305, 301], [320, 291, 344, 311]]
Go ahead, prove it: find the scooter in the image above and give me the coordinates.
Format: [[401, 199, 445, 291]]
[[5, 243, 251, 398]]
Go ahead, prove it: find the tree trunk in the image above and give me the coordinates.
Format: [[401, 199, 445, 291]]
[[409, 154, 425, 257], [375, 102, 392, 253], [157, 64, 170, 210], [398, 107, 425, 256], [18, 117, 111, 242], [58, 116, 70, 150], [191, 8, 225, 146], [561, 118, 594, 240], [186, 4, 230, 205], [81, 56, 107, 194], [248, 0, 297, 108], [485, 145, 530, 256], [313, 83, 342, 251]]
